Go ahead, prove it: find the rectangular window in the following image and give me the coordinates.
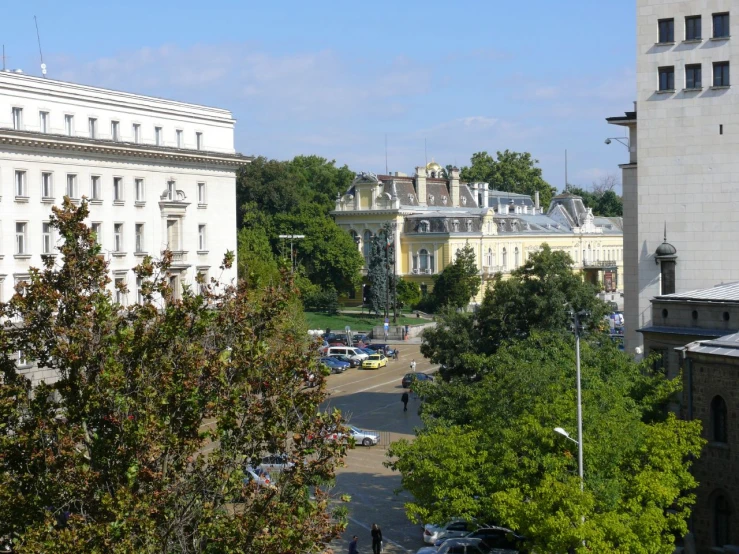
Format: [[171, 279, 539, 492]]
[[155, 126, 163, 146], [658, 18, 675, 43], [197, 182, 206, 204], [197, 270, 208, 294], [133, 123, 141, 143], [15, 170, 26, 197], [686, 64, 702, 89], [115, 277, 125, 305], [713, 12, 730, 38], [41, 172, 53, 198], [659, 66, 675, 91], [64, 114, 74, 136], [176, 129, 183, 148], [113, 223, 123, 252], [39, 111, 49, 133], [91, 176, 101, 200], [88, 117, 97, 139], [42, 222, 52, 254], [135, 223, 144, 252], [198, 224, 207, 251], [91, 222, 102, 245], [12, 107, 23, 130], [166, 219, 180, 250], [196, 132, 203, 150], [714, 61, 730, 87], [111, 120, 120, 141], [113, 177, 123, 201], [135, 178, 145, 202], [15, 222, 27, 254], [136, 277, 144, 304], [66, 174, 77, 198], [685, 15, 702, 40]]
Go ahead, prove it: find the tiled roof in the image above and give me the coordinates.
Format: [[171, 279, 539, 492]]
[[638, 326, 733, 337], [657, 282, 739, 302]]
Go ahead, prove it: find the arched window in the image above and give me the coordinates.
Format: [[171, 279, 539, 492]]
[[419, 220, 430, 233], [363, 230, 372, 260], [419, 249, 429, 270], [711, 396, 728, 443], [452, 220, 460, 232], [487, 248, 493, 267], [514, 247, 520, 267], [502, 247, 507, 269], [714, 494, 732, 547], [349, 230, 359, 250]]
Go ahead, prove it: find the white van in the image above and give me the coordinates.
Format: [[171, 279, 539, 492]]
[[326, 346, 369, 363]]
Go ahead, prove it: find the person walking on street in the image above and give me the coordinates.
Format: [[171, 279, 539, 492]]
[[371, 523, 383, 554], [401, 391, 409, 412], [393, 348, 399, 360], [348, 535, 359, 554], [410, 359, 416, 372]]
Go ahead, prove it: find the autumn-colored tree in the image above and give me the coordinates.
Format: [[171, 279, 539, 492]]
[[0, 199, 348, 553]]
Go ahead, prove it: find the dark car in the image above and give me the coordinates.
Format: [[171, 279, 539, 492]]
[[435, 526, 525, 551], [367, 343, 396, 357], [352, 333, 371, 345], [402, 372, 434, 388], [319, 357, 349, 374], [329, 353, 359, 367]]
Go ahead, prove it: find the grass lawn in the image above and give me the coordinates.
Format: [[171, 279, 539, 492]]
[[304, 311, 425, 332]]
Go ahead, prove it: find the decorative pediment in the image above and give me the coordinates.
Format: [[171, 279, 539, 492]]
[[353, 171, 380, 184]]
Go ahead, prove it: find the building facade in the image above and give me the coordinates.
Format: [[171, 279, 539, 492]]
[[0, 71, 249, 383], [613, 0, 737, 355], [332, 163, 624, 303]]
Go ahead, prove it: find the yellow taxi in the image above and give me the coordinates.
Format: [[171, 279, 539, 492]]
[[362, 353, 388, 370]]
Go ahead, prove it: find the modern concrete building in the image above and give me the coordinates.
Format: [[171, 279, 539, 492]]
[[611, 1, 736, 355], [0, 70, 250, 383], [332, 162, 624, 306]]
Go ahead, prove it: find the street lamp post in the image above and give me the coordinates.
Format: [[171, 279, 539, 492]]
[[572, 309, 585, 493], [278, 234, 306, 274]]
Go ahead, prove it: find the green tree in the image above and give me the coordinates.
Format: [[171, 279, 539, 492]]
[[422, 244, 607, 381], [460, 150, 556, 208], [0, 200, 348, 553], [236, 226, 281, 288], [428, 243, 481, 311], [388, 333, 705, 554], [567, 185, 623, 217], [396, 278, 421, 309]]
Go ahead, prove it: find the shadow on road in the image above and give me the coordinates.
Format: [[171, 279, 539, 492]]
[[321, 391, 424, 436]]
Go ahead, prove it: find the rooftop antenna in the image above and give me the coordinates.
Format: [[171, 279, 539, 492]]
[[424, 138, 428, 168], [34, 16, 47, 77], [385, 133, 388, 175], [2, 45, 6, 71], [565, 149, 568, 191]]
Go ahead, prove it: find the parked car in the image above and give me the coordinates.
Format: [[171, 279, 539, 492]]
[[320, 357, 350, 373], [244, 466, 276, 489], [417, 537, 491, 554], [352, 333, 371, 345], [423, 519, 480, 545], [362, 353, 388, 369], [347, 425, 379, 446], [402, 372, 434, 388], [358, 347, 375, 357], [435, 526, 524, 552], [326, 346, 369, 363], [366, 343, 396, 357], [258, 454, 295, 474], [329, 353, 360, 367]]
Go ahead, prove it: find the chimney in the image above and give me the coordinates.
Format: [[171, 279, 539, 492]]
[[534, 191, 540, 213], [483, 182, 490, 209], [450, 166, 460, 206], [415, 166, 427, 206]]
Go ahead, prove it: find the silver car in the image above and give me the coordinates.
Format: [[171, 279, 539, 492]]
[[417, 537, 490, 554], [244, 466, 276, 489], [257, 454, 295, 474], [423, 519, 479, 545]]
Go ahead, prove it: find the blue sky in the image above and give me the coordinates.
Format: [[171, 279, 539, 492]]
[[4, 1, 635, 191]]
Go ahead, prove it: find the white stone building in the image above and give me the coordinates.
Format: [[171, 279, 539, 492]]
[[610, 1, 736, 355], [0, 71, 249, 382]]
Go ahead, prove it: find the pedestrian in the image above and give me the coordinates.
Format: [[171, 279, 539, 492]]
[[348, 535, 359, 554], [401, 391, 409, 412], [410, 359, 416, 372], [393, 349, 399, 360], [371, 523, 383, 554]]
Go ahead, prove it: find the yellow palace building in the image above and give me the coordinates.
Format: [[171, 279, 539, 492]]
[[332, 162, 624, 307]]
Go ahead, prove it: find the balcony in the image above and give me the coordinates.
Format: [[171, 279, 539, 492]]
[[410, 268, 434, 275], [482, 265, 506, 275]]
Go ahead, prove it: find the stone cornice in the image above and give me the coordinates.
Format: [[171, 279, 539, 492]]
[[0, 128, 253, 167]]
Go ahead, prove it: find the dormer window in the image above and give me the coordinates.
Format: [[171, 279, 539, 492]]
[[452, 220, 460, 232], [419, 220, 430, 233], [167, 181, 176, 200]]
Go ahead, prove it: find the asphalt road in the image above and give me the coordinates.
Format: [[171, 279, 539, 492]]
[[322, 344, 435, 554]]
